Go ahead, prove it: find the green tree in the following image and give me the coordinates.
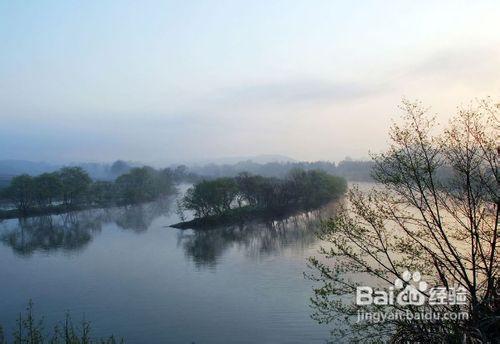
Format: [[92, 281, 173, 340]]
[[235, 173, 270, 206], [308, 99, 499, 343], [110, 160, 131, 177], [58, 167, 92, 207], [90, 180, 116, 207], [183, 171, 346, 220], [287, 169, 346, 208], [115, 166, 174, 204], [183, 178, 238, 217], [157, 168, 176, 195], [116, 167, 154, 204], [33, 172, 62, 208], [4, 174, 34, 214]]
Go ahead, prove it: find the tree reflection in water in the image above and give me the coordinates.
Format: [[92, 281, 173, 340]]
[[177, 200, 342, 269], [1, 214, 96, 255], [0, 197, 342, 262], [0, 196, 174, 256]]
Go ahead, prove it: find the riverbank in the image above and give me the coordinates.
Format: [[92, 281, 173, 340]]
[[0, 204, 96, 220], [0, 193, 179, 220]]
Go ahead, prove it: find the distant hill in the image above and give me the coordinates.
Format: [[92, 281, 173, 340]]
[[191, 154, 297, 165], [246, 154, 297, 164], [0, 160, 60, 176]]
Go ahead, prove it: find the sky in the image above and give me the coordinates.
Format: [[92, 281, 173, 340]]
[[1, 0, 499, 165]]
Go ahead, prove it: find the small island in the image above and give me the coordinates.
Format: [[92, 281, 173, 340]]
[[0, 165, 185, 220], [171, 169, 347, 229]]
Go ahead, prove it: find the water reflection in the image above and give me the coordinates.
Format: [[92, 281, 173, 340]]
[[0, 194, 342, 343], [177, 201, 341, 269], [1, 214, 97, 255], [0, 195, 342, 264], [0, 197, 174, 256], [106, 197, 174, 232]]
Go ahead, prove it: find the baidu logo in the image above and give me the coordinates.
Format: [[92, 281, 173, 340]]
[[394, 270, 428, 305], [356, 270, 467, 306]]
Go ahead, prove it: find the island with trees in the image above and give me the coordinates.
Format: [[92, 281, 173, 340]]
[[0, 166, 179, 219], [172, 169, 347, 229]]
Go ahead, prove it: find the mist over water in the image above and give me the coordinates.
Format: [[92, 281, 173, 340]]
[[1, 1, 497, 342]]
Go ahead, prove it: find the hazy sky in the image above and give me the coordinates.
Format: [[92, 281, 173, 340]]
[[1, 0, 499, 165]]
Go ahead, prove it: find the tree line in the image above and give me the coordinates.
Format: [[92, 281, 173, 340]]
[[188, 159, 375, 181], [0, 166, 178, 217], [181, 169, 347, 220]]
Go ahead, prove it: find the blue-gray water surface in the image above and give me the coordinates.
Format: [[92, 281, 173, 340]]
[[0, 188, 339, 343]]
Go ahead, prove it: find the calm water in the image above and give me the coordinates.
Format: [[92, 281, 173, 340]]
[[0, 186, 341, 343]]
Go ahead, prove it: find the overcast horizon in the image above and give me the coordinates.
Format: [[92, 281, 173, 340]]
[[1, 1, 499, 165]]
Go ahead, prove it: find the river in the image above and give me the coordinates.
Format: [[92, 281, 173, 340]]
[[0, 184, 345, 343]]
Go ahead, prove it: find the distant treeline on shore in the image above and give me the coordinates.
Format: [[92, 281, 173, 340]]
[[0, 158, 374, 190], [0, 158, 366, 220], [0, 159, 200, 188], [173, 169, 347, 229], [0, 165, 192, 219], [187, 159, 374, 181]]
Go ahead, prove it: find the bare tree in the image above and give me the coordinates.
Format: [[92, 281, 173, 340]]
[[308, 98, 499, 343]]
